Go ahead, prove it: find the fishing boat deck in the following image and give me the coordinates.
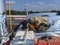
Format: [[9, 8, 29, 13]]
[[10, 30, 34, 45]]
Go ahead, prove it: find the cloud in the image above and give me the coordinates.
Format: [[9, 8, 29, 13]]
[[18, 0, 60, 11], [24, 3, 30, 7], [26, 1, 45, 11], [44, 3, 60, 11], [38, 1, 45, 6]]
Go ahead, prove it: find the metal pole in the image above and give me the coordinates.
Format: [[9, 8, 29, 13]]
[[7, 3, 12, 31]]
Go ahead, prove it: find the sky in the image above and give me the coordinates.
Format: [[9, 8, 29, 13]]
[[6, 0, 60, 11]]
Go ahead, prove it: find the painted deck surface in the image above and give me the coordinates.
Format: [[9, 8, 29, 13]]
[[34, 36, 60, 45], [10, 30, 34, 45]]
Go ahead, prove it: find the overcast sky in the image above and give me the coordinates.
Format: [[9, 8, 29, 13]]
[[6, 0, 60, 11]]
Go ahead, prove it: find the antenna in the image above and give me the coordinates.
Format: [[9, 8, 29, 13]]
[[24, 2, 29, 16]]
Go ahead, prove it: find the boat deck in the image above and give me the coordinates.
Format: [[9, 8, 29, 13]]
[[10, 30, 34, 45], [34, 36, 60, 45]]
